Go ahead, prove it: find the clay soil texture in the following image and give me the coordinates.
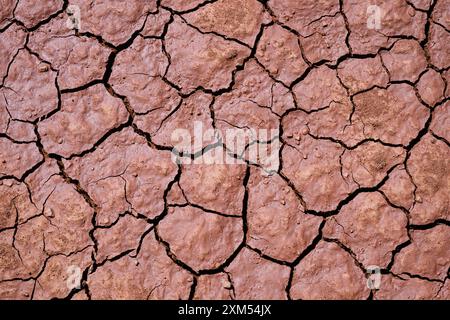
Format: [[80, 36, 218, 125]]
[[0, 0, 449, 300]]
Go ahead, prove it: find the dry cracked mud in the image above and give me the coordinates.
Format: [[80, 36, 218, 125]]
[[0, 0, 449, 300]]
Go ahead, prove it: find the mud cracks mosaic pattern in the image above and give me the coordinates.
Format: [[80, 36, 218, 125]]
[[0, 0, 449, 300]]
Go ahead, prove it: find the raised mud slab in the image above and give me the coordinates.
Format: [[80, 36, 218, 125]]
[[0, 0, 449, 300]]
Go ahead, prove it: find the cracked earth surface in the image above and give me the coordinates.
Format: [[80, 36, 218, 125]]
[[0, 0, 449, 300]]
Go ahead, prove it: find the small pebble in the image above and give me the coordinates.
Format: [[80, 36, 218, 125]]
[[227, 50, 238, 60], [38, 64, 49, 72], [4, 180, 13, 187], [270, 67, 279, 75], [46, 208, 55, 218], [274, 41, 283, 48], [301, 127, 309, 135]]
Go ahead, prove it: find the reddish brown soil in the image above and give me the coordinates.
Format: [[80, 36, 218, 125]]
[[0, 0, 449, 300]]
